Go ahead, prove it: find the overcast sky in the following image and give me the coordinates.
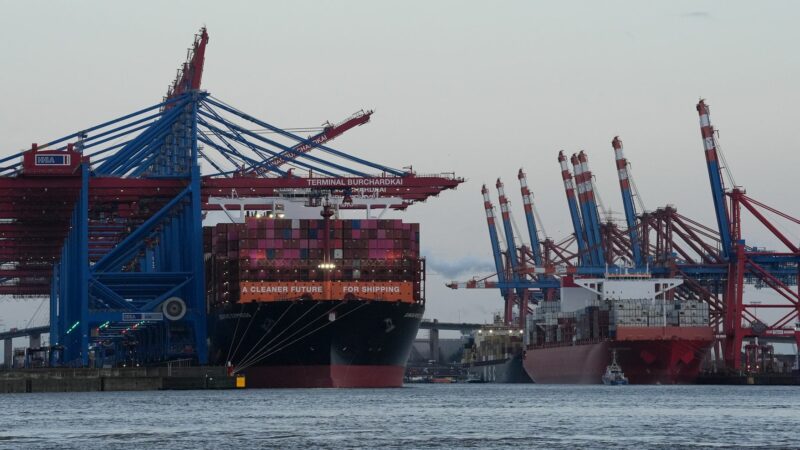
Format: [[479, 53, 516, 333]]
[[1, 1, 799, 333]]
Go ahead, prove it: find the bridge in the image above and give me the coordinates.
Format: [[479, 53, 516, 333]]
[[417, 319, 485, 363], [1, 326, 49, 368], [418, 320, 484, 332]]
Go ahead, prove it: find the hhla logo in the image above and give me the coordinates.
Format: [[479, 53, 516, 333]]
[[35, 154, 70, 165]]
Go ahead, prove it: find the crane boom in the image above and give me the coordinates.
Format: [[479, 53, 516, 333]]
[[518, 168, 543, 266], [696, 100, 732, 259], [572, 153, 597, 265], [482, 184, 510, 300], [259, 110, 373, 173], [558, 151, 587, 264], [165, 27, 209, 103], [576, 151, 605, 265], [612, 136, 643, 266], [497, 178, 525, 306]]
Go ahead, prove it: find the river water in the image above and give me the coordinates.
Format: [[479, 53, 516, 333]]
[[0, 384, 797, 449]]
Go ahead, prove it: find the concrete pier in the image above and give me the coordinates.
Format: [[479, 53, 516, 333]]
[[0, 366, 238, 394], [697, 373, 800, 385]]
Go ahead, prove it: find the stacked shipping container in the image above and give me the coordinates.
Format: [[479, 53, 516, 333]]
[[205, 217, 424, 307], [528, 298, 709, 347]]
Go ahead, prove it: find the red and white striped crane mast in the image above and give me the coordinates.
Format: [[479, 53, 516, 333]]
[[559, 151, 587, 264], [612, 136, 643, 266], [496, 178, 525, 325], [518, 168, 543, 266]]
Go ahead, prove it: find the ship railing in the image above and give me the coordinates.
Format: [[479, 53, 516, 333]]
[[166, 358, 194, 376], [530, 337, 609, 349]]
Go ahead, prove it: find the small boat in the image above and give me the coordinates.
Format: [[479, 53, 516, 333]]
[[602, 350, 629, 385], [430, 377, 455, 384]]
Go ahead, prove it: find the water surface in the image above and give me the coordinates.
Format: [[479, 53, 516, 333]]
[[1, 384, 797, 449]]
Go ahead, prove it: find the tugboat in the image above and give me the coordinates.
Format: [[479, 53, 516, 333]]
[[602, 350, 629, 385]]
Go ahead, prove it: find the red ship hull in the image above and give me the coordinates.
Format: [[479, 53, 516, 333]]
[[523, 326, 713, 384], [243, 364, 405, 388]]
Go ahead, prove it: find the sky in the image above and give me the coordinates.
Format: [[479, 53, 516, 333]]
[[1, 0, 799, 337]]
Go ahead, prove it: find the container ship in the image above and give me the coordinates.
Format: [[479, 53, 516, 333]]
[[205, 206, 425, 388], [462, 314, 531, 383], [523, 272, 713, 384]]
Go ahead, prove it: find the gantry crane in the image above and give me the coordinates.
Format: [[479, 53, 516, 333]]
[[449, 99, 800, 372], [0, 27, 463, 366]]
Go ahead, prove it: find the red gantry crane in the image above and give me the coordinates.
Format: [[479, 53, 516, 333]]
[[451, 99, 800, 373]]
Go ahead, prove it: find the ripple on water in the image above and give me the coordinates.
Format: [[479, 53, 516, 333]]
[[0, 385, 798, 449]]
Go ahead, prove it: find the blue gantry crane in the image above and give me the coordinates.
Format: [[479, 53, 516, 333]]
[[0, 28, 463, 367]]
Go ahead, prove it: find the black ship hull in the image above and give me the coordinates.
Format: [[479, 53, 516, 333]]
[[209, 300, 424, 387], [466, 352, 532, 383]]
